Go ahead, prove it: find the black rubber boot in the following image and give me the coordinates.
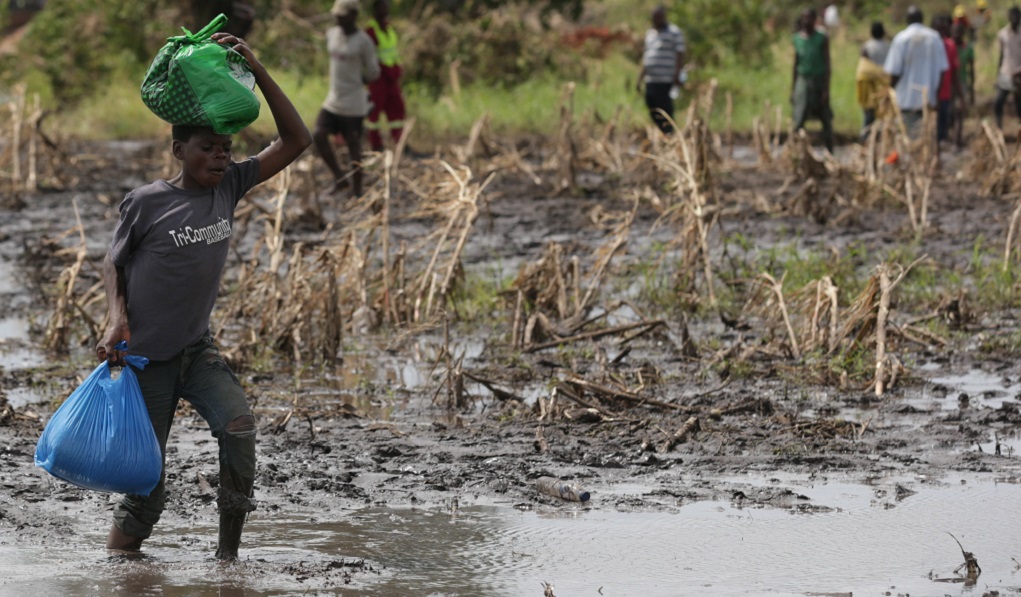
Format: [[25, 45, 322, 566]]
[[214, 512, 246, 561]]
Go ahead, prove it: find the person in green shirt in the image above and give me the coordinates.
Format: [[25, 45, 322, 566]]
[[791, 8, 834, 152]]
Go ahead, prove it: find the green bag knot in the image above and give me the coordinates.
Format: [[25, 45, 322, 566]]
[[168, 13, 228, 44]]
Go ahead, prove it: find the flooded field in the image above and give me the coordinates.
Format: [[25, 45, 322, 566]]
[[4, 123, 1021, 597], [3, 475, 1020, 596]]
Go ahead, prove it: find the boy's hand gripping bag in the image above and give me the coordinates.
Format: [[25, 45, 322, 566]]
[[140, 13, 260, 134], [35, 347, 161, 496]]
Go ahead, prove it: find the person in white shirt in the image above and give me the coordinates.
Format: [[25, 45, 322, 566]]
[[884, 5, 948, 135], [995, 6, 1021, 129], [312, 0, 380, 196]]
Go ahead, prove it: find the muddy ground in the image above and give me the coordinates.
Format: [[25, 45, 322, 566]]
[[2, 138, 1021, 593]]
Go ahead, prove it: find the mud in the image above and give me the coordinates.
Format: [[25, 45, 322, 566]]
[[2, 140, 1021, 595]]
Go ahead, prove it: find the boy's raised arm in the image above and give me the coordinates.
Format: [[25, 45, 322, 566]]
[[212, 33, 312, 185]]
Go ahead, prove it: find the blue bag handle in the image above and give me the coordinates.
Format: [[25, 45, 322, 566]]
[[113, 340, 150, 371]]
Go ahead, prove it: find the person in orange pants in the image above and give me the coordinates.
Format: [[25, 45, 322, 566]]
[[365, 0, 405, 152]]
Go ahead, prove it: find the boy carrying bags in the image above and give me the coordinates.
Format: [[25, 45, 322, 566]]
[[96, 28, 311, 561]]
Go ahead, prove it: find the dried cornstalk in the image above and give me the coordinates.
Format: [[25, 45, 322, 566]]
[[575, 205, 633, 317], [410, 162, 492, 322], [43, 197, 89, 352], [7, 85, 25, 195], [554, 82, 578, 193], [760, 272, 800, 359], [658, 416, 700, 453], [1004, 199, 1021, 271], [26, 93, 41, 193], [902, 175, 931, 235], [875, 258, 924, 396]]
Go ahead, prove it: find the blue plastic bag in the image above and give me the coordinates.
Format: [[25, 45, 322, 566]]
[[35, 348, 161, 495]]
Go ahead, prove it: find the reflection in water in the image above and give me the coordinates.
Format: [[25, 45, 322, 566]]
[[925, 368, 1021, 411], [5, 477, 1021, 596]]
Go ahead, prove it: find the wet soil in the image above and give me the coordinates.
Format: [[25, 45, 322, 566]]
[[2, 139, 1021, 593]]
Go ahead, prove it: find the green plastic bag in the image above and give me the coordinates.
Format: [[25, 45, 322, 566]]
[[140, 14, 260, 135]]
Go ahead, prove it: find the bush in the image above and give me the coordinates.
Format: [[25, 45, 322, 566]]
[[402, 6, 586, 95], [670, 0, 794, 69]]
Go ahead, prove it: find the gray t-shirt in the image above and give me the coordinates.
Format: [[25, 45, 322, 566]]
[[109, 158, 259, 361]]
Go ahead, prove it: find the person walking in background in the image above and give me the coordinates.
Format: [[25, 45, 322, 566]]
[[973, 0, 992, 35], [637, 5, 685, 134], [952, 18, 976, 107], [313, 0, 380, 196], [952, 20, 974, 146], [858, 21, 891, 138], [884, 6, 947, 137], [933, 14, 964, 149], [995, 7, 1021, 130], [365, 0, 407, 152], [791, 8, 833, 152]]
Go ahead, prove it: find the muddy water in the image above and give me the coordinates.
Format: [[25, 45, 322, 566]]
[[2, 475, 1019, 596]]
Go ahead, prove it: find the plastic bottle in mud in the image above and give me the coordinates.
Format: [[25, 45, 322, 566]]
[[535, 476, 590, 502]]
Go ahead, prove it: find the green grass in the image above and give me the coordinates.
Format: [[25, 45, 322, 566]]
[[17, 5, 1010, 143], [404, 53, 646, 143]]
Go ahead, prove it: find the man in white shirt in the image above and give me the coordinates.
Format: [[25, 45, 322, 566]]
[[995, 6, 1021, 129], [312, 0, 380, 197], [884, 5, 948, 135]]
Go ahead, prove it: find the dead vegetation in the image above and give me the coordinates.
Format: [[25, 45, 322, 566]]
[[2, 81, 1015, 435]]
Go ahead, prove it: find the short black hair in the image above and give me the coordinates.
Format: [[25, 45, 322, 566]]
[[906, 6, 924, 24], [871, 21, 885, 39], [171, 124, 214, 142]]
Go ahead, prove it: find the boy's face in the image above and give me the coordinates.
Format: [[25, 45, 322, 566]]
[[173, 130, 233, 189]]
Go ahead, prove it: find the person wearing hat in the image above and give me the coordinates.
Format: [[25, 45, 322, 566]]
[[973, 0, 991, 31], [312, 0, 380, 196]]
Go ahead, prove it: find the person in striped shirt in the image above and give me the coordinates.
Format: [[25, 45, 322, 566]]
[[637, 6, 685, 134]]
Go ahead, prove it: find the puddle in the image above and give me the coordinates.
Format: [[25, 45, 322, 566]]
[[0, 255, 17, 294], [0, 308, 46, 371], [4, 477, 1021, 596], [925, 368, 1021, 411], [0, 316, 30, 339], [5, 386, 44, 409]]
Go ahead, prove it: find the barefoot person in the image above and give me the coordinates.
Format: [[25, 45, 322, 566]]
[[313, 0, 380, 196], [97, 32, 311, 560]]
